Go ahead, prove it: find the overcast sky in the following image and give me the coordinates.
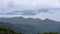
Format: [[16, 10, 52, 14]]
[[0, 0, 60, 21], [0, 0, 60, 9]]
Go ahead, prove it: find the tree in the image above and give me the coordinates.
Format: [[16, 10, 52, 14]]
[[37, 32, 41, 34], [42, 32, 49, 34], [42, 32, 58, 34]]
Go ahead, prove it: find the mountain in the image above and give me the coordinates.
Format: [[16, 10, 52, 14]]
[[0, 17, 60, 34]]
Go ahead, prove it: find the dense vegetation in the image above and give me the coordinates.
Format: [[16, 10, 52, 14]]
[[0, 25, 21, 34]]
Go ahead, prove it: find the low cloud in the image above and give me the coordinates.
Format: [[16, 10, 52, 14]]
[[0, 9, 49, 16], [0, 0, 60, 21], [20, 10, 36, 16]]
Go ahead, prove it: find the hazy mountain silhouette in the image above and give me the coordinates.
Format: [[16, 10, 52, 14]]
[[0, 17, 60, 34]]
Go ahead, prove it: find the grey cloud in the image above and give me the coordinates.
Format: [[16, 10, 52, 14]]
[[36, 8, 49, 13], [0, 8, 50, 16], [7, 1, 15, 8], [0, 12, 18, 15], [20, 9, 50, 16], [0, 11, 22, 15], [20, 10, 36, 16]]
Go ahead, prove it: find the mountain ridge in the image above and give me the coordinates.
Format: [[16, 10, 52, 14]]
[[0, 17, 60, 33]]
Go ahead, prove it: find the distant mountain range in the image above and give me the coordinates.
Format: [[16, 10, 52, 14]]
[[0, 17, 60, 34]]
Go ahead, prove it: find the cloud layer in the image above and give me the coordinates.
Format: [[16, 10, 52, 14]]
[[0, 0, 60, 21]]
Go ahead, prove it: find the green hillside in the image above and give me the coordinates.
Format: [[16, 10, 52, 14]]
[[0, 25, 21, 34]]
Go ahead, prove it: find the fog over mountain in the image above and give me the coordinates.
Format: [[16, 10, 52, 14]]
[[0, 9, 49, 15], [0, 0, 60, 21], [0, 9, 60, 21]]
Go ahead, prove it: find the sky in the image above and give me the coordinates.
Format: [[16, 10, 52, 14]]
[[0, 0, 60, 21]]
